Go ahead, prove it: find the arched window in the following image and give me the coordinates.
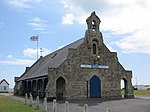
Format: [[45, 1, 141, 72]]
[[93, 43, 97, 54]]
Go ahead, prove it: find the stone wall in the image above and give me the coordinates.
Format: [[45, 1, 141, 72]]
[[46, 12, 133, 99], [46, 38, 134, 99]]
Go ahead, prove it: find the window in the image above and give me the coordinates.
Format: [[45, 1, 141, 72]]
[[4, 86, 7, 90], [93, 43, 97, 54], [92, 20, 96, 31], [52, 53, 57, 58]]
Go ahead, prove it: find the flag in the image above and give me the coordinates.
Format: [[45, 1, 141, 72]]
[[30, 36, 38, 41]]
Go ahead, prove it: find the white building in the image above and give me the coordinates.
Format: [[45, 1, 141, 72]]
[[0, 79, 9, 92], [134, 85, 150, 90]]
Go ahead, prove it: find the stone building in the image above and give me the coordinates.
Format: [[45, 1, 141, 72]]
[[14, 12, 134, 99]]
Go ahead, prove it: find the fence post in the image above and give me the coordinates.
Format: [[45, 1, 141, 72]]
[[53, 99, 57, 112], [36, 96, 39, 108], [25, 93, 28, 105], [65, 101, 69, 112], [107, 108, 112, 112], [44, 97, 47, 112], [29, 93, 33, 106], [83, 104, 88, 112]]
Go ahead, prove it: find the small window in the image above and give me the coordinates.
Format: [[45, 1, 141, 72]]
[[4, 86, 7, 90], [52, 53, 57, 58], [93, 43, 97, 54], [92, 20, 96, 31]]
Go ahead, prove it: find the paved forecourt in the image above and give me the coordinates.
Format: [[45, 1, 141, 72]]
[[8, 94, 150, 112], [54, 97, 150, 112]]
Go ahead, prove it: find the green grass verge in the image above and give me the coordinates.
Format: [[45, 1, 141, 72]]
[[0, 95, 42, 112], [121, 90, 150, 96], [134, 90, 150, 96]]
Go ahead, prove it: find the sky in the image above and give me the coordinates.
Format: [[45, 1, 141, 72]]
[[0, 0, 150, 88]]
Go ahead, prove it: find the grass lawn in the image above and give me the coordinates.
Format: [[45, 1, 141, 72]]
[[0, 95, 42, 112], [134, 90, 150, 96], [121, 90, 150, 97]]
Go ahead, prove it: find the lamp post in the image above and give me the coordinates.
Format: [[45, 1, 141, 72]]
[[135, 77, 138, 90], [93, 55, 100, 64]]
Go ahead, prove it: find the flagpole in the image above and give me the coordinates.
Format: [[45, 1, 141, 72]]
[[37, 34, 39, 60], [30, 35, 39, 60]]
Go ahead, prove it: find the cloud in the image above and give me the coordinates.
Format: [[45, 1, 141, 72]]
[[62, 13, 74, 24], [26, 17, 47, 31], [0, 59, 34, 66], [23, 47, 51, 58], [23, 48, 36, 57], [8, 0, 30, 8], [60, 0, 150, 32], [106, 44, 117, 52], [7, 54, 13, 59], [114, 28, 150, 54], [61, 13, 87, 25], [60, 0, 150, 54], [60, 0, 122, 21], [61, 0, 70, 8], [8, 0, 42, 9], [41, 48, 52, 56]]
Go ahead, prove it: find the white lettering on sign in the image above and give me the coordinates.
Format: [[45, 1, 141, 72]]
[[80, 64, 109, 69], [80, 64, 91, 68]]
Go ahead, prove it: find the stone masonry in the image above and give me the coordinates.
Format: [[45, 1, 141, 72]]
[[14, 11, 134, 100], [46, 11, 134, 99]]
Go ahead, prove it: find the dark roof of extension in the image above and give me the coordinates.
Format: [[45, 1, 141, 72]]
[[17, 38, 84, 81], [0, 79, 9, 85]]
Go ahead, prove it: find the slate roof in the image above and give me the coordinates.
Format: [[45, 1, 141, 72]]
[[0, 79, 9, 85], [17, 38, 84, 81]]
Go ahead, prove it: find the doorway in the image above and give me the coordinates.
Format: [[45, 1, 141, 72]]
[[90, 75, 101, 98], [56, 77, 66, 100], [121, 78, 128, 98]]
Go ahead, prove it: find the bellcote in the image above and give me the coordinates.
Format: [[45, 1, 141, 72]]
[[86, 11, 101, 31], [85, 11, 103, 55]]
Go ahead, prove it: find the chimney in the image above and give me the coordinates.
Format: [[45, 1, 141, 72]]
[[25, 67, 30, 72]]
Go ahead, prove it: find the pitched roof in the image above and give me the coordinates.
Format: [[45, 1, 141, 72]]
[[17, 38, 84, 81], [0, 79, 9, 85]]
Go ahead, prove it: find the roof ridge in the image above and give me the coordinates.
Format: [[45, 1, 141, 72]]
[[45, 37, 84, 58], [17, 37, 84, 81], [0, 79, 9, 85]]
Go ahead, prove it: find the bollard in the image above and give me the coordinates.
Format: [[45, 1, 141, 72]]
[[107, 108, 112, 112], [29, 93, 33, 106], [36, 96, 39, 108], [25, 93, 28, 105], [53, 99, 57, 112], [65, 101, 69, 112], [83, 104, 88, 112], [44, 97, 47, 112]]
